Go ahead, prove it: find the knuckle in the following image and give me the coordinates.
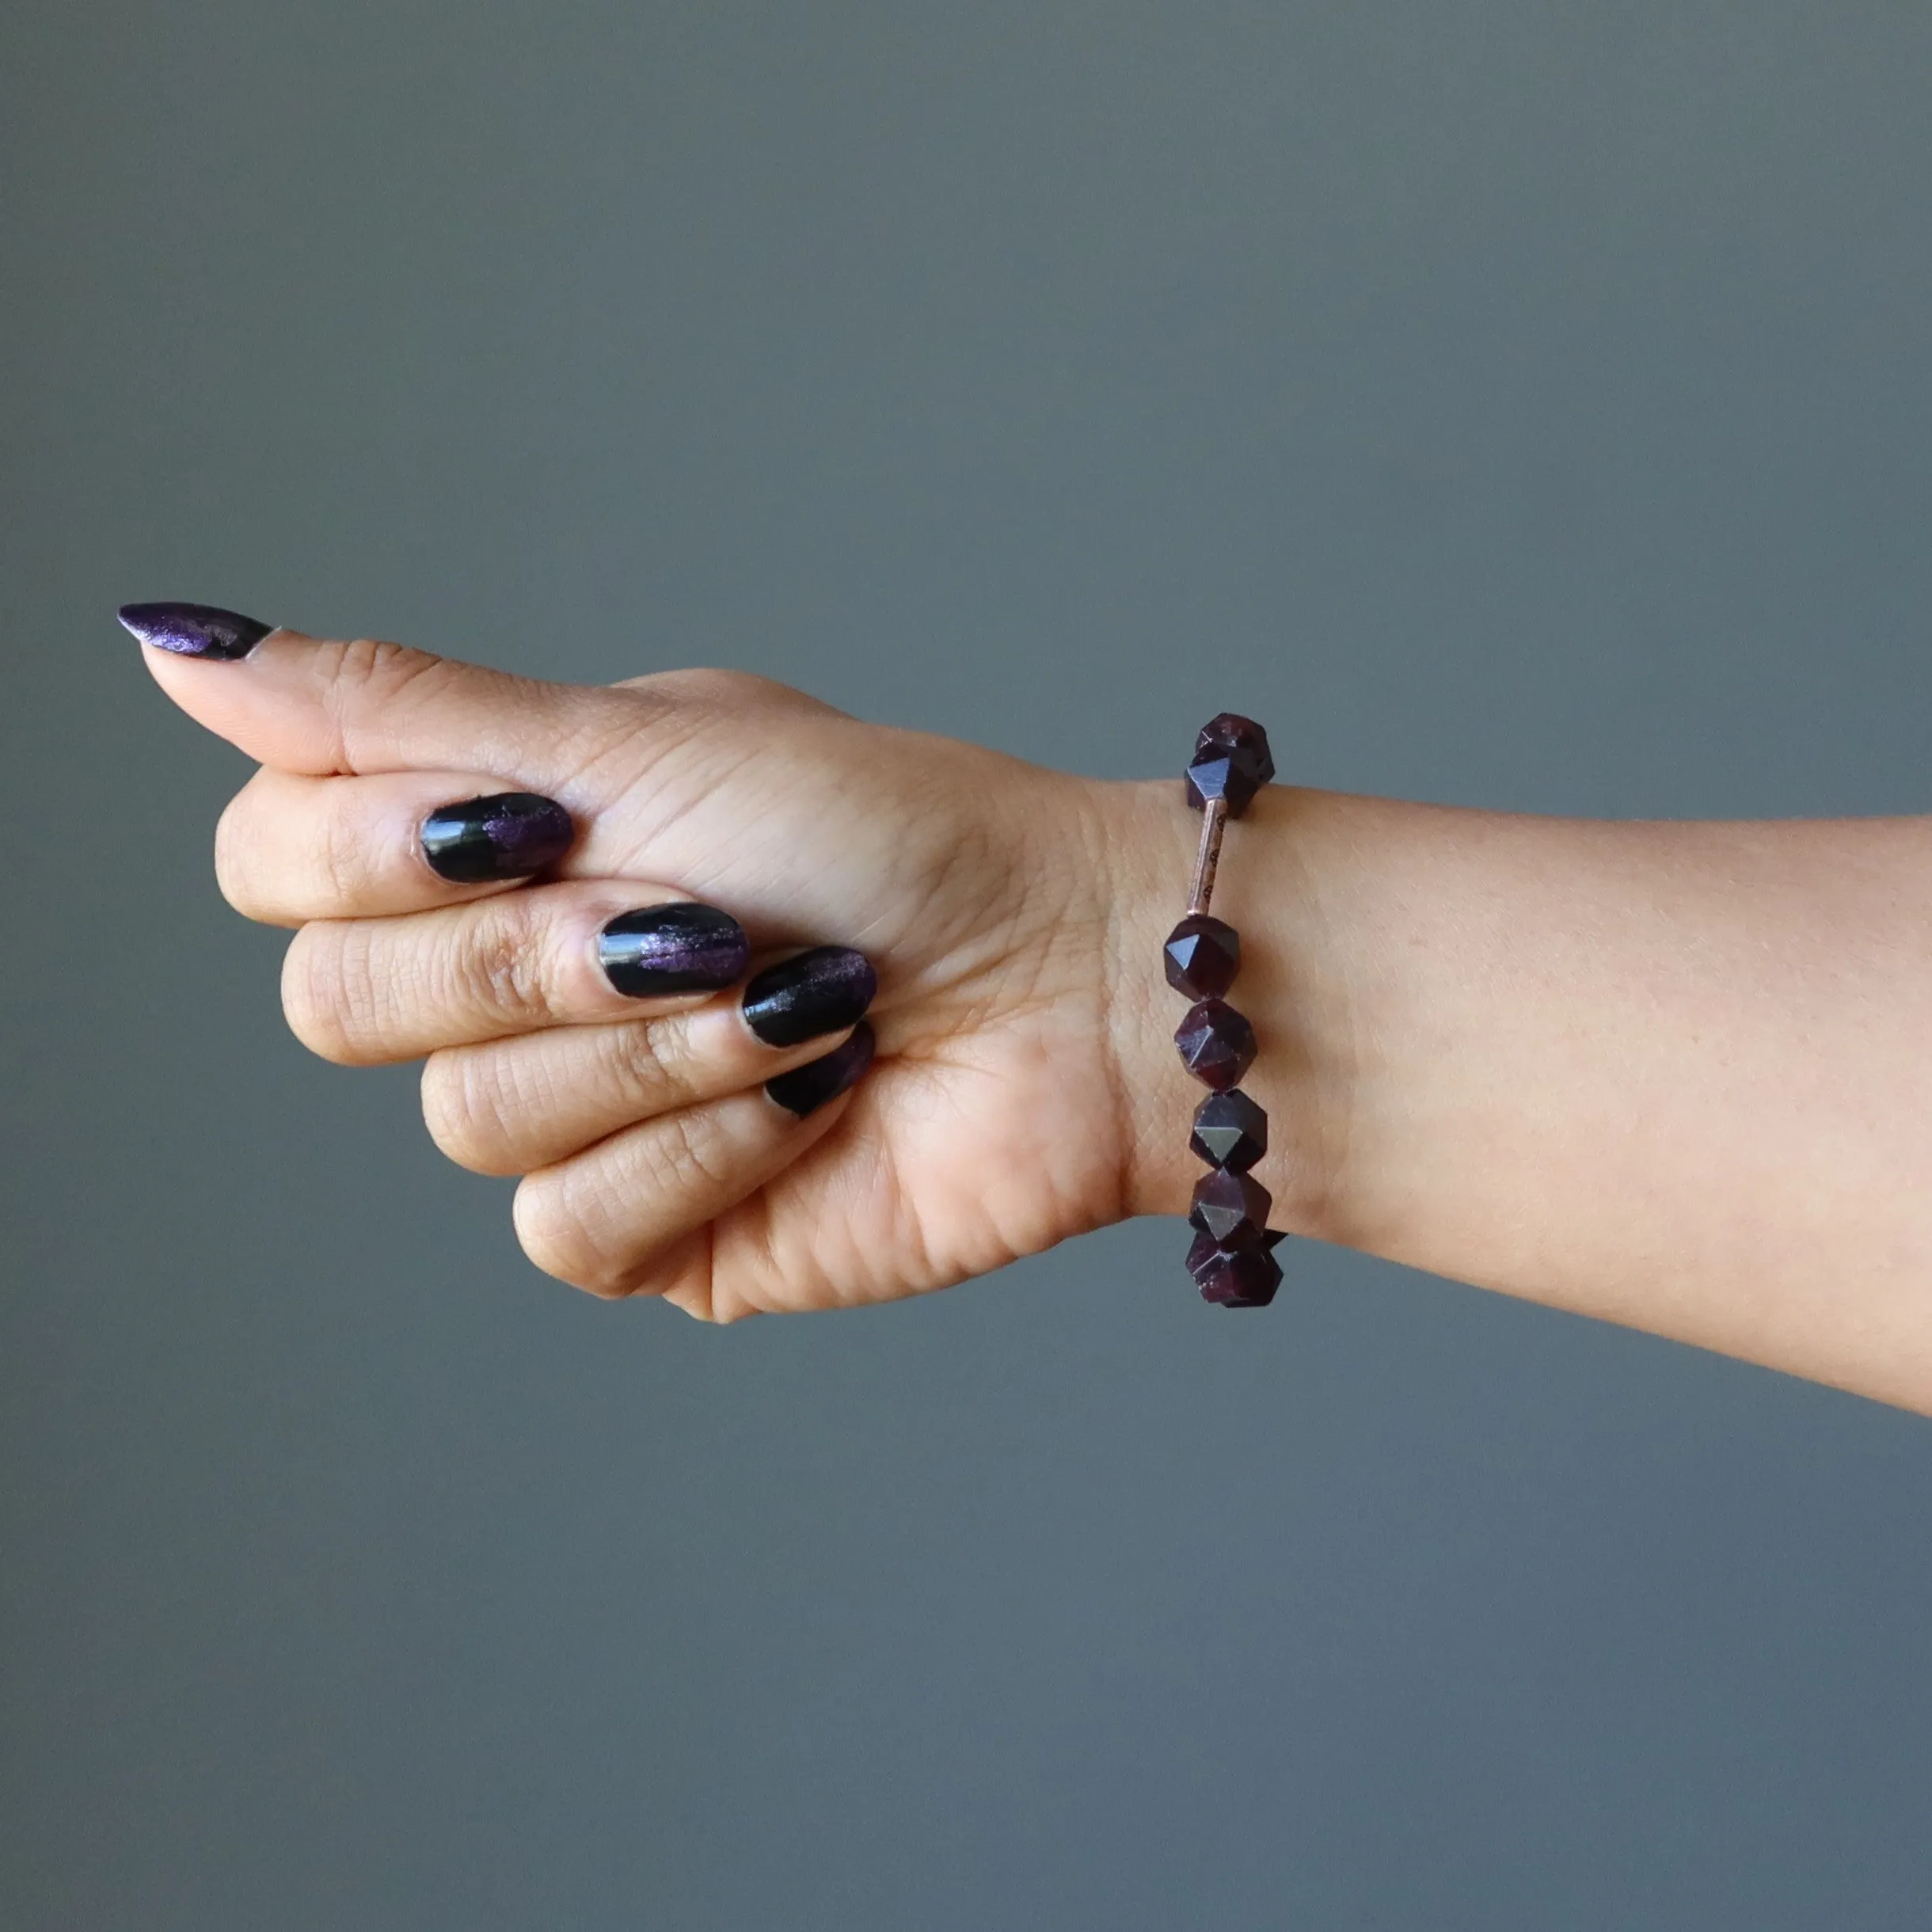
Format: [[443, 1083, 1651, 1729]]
[[280, 922, 388, 1064], [420, 1052, 527, 1176], [614, 667, 823, 715], [660, 1107, 736, 1194], [457, 896, 561, 1025], [640, 667, 775, 705], [319, 638, 461, 762], [329, 635, 446, 702], [313, 785, 371, 909], [211, 793, 268, 918], [512, 1169, 635, 1299], [592, 1017, 695, 1114]]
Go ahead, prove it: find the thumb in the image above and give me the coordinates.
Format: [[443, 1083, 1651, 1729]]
[[121, 600, 622, 789]]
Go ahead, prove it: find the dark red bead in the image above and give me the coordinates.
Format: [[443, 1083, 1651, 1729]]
[[1186, 1224, 1286, 1274], [1194, 713, 1275, 773], [1185, 749, 1269, 818], [1196, 1242, 1284, 1307], [1174, 998, 1256, 1090], [1188, 1168, 1273, 1246], [1164, 914, 1241, 999], [1186, 1226, 1227, 1277], [1189, 1089, 1267, 1170], [1187, 1223, 1260, 1272], [1185, 716, 1275, 820]]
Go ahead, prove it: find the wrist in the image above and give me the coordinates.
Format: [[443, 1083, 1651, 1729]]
[[1090, 777, 1354, 1242]]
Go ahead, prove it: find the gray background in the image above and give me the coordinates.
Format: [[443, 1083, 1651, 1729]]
[[5, 2, 1931, 1925]]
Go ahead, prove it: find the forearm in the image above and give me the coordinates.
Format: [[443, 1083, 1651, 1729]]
[[1104, 783, 1932, 1413]]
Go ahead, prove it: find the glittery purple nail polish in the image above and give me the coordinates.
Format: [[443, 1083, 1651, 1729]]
[[118, 601, 274, 660], [420, 793, 574, 883], [741, 946, 877, 1048], [766, 1021, 876, 1117], [599, 904, 750, 997]]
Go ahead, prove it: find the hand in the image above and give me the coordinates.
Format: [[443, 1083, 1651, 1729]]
[[136, 613, 1207, 1320]]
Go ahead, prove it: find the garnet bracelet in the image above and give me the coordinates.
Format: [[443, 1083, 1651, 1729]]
[[1167, 713, 1284, 1307]]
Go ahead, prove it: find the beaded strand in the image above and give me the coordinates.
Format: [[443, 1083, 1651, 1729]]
[[1166, 714, 1284, 1307]]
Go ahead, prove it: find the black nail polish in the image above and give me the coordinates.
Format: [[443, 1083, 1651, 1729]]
[[766, 1021, 876, 1117], [118, 601, 273, 660], [421, 793, 574, 882], [741, 946, 877, 1048], [599, 903, 750, 997]]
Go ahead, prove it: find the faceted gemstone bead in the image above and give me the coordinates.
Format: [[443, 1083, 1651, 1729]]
[[1174, 998, 1257, 1090], [1184, 1225, 1249, 1276], [1195, 1242, 1284, 1308], [1187, 1220, 1287, 1306], [1194, 713, 1276, 770], [1185, 1225, 1286, 1277], [1189, 1089, 1268, 1171], [1164, 914, 1241, 1000], [1188, 1169, 1274, 1246], [1185, 713, 1276, 819], [1185, 750, 1269, 818], [1186, 1226, 1230, 1276]]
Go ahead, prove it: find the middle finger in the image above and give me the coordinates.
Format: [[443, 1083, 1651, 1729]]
[[281, 880, 877, 1065]]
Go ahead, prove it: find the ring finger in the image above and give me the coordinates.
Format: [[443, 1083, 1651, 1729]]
[[421, 1003, 874, 1176], [511, 1026, 877, 1302]]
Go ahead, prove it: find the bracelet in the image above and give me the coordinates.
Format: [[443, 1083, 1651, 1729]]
[[1167, 713, 1284, 1308]]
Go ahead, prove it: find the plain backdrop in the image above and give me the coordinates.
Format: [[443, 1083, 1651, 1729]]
[[6, 3, 1932, 1926]]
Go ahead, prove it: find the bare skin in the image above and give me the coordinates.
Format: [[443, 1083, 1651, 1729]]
[[143, 628, 1932, 1414]]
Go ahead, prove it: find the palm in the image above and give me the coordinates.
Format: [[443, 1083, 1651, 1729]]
[[559, 675, 1130, 1317], [709, 1002, 1122, 1316]]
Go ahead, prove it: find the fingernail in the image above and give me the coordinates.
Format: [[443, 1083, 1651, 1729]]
[[599, 903, 750, 997], [118, 601, 274, 660], [766, 1021, 876, 1117], [421, 792, 574, 883], [741, 945, 877, 1048]]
